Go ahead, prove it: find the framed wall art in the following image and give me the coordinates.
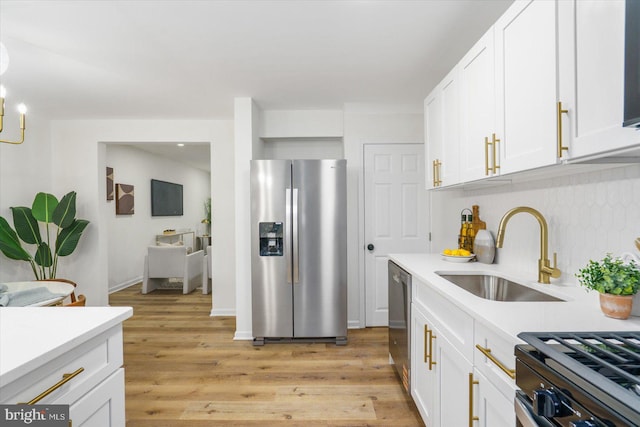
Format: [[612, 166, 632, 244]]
[[106, 167, 114, 201], [115, 183, 134, 215]]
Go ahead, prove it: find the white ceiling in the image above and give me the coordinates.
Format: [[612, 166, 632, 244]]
[[0, 0, 513, 170]]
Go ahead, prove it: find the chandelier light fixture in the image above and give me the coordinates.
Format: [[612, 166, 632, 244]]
[[0, 42, 27, 145]]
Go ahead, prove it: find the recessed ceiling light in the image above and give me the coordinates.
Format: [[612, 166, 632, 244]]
[[177, 143, 185, 147]]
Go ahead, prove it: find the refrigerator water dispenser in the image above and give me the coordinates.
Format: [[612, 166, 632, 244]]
[[259, 222, 284, 256]]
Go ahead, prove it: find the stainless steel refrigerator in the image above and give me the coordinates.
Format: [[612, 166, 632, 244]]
[[250, 159, 347, 345]]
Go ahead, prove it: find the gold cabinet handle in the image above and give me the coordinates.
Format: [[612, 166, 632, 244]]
[[492, 133, 500, 173], [484, 136, 490, 176], [432, 160, 437, 187], [428, 328, 436, 370], [557, 101, 569, 158], [22, 367, 84, 405], [423, 324, 429, 363], [475, 345, 515, 379], [432, 160, 442, 187], [468, 373, 479, 427]]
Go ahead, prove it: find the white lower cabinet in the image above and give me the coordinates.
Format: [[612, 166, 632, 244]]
[[411, 298, 474, 426], [410, 278, 517, 426], [411, 304, 437, 426]]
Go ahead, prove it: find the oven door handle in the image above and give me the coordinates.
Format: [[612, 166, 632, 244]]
[[515, 391, 554, 427]]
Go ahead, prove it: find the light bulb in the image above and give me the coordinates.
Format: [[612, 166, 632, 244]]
[[0, 85, 6, 98], [177, 143, 185, 147], [17, 103, 27, 114]]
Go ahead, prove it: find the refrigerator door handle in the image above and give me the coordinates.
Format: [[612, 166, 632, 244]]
[[292, 188, 299, 284], [285, 188, 292, 284]]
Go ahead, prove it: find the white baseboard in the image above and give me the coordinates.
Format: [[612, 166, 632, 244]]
[[109, 277, 142, 294], [210, 308, 236, 317], [233, 330, 254, 341], [348, 319, 364, 329]]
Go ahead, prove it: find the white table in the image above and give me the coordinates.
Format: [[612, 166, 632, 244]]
[[0, 281, 75, 307]]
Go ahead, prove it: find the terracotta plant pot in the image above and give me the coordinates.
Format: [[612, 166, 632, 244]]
[[599, 293, 634, 320]]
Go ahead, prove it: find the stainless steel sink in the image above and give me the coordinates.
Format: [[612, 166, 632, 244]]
[[436, 273, 564, 302]]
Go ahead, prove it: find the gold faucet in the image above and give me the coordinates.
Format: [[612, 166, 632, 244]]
[[496, 206, 561, 284]]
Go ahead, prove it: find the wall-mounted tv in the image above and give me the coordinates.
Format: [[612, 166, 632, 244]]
[[151, 179, 183, 216]]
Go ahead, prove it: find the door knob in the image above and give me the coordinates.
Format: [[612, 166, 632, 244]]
[[367, 244, 374, 251]]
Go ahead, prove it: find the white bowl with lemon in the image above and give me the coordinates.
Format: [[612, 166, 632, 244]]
[[441, 248, 475, 262]]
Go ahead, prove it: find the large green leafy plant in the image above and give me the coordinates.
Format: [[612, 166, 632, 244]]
[[0, 191, 89, 279], [575, 254, 640, 296]]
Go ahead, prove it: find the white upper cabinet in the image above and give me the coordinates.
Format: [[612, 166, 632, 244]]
[[495, 0, 560, 174], [424, 0, 637, 189], [558, 0, 640, 160], [459, 27, 497, 181], [425, 68, 460, 188]]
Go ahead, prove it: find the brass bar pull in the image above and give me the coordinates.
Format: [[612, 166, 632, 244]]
[[492, 133, 500, 173], [475, 345, 515, 379], [424, 325, 429, 363], [557, 101, 569, 158], [432, 160, 442, 187], [23, 368, 84, 405], [484, 136, 491, 176], [468, 373, 479, 427], [428, 329, 437, 370], [432, 160, 437, 187]]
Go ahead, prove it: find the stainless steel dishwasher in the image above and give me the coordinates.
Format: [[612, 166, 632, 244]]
[[388, 260, 411, 394]]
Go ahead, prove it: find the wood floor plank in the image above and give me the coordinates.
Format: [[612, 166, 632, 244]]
[[109, 283, 424, 426]]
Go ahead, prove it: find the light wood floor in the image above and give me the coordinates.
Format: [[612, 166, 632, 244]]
[[109, 283, 424, 426]]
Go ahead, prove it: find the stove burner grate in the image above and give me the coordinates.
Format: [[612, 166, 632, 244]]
[[518, 331, 640, 409]]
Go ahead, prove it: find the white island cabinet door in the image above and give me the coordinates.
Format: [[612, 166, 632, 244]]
[[495, 0, 559, 174], [70, 369, 125, 427], [558, 0, 640, 160]]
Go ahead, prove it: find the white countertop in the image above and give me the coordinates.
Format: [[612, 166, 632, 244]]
[[389, 253, 640, 344], [0, 307, 133, 386]]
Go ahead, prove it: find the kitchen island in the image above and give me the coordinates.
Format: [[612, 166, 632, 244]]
[[389, 253, 640, 427], [0, 307, 133, 426]]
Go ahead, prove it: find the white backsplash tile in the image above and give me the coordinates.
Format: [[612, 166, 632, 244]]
[[430, 164, 640, 286]]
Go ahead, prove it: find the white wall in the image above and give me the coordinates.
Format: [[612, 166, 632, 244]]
[[105, 145, 210, 291], [0, 114, 53, 281], [260, 110, 343, 139], [430, 164, 640, 284], [262, 138, 343, 160], [233, 98, 262, 339], [343, 103, 426, 327], [50, 119, 234, 307]]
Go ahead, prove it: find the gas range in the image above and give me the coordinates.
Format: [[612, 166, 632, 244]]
[[515, 331, 640, 427]]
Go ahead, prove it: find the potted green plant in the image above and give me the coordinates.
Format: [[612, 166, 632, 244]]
[[575, 254, 640, 319], [201, 197, 211, 236], [0, 191, 89, 280]]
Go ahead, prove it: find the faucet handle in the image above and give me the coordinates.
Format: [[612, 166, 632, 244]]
[[550, 252, 561, 279]]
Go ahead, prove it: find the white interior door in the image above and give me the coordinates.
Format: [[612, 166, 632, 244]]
[[364, 143, 429, 326]]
